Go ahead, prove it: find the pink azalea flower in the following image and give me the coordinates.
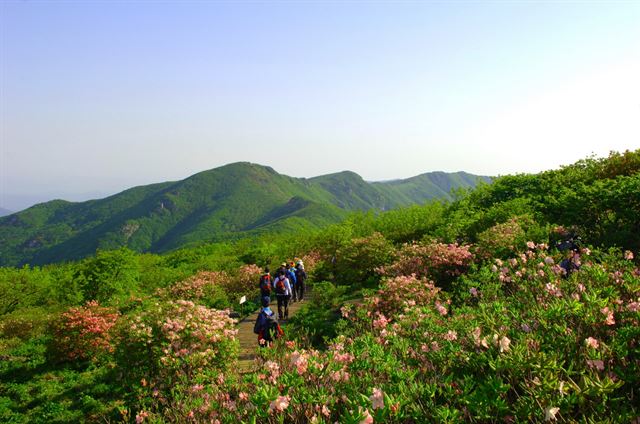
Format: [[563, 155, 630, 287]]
[[444, 330, 458, 341], [601, 307, 615, 325], [370, 388, 384, 410], [585, 337, 599, 349], [359, 408, 374, 424], [135, 411, 149, 423], [624, 250, 634, 260], [322, 404, 331, 417], [269, 395, 290, 413], [587, 359, 605, 371]]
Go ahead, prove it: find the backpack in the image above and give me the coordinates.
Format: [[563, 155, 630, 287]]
[[286, 269, 297, 286], [263, 313, 282, 341], [254, 310, 282, 341], [259, 274, 271, 294], [275, 277, 286, 295]]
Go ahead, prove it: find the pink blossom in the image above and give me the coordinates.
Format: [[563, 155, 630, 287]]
[[624, 250, 634, 260], [290, 351, 309, 375], [493, 334, 511, 352], [435, 301, 448, 316], [359, 408, 374, 424], [373, 313, 389, 329], [601, 307, 615, 325], [269, 395, 290, 413], [469, 287, 479, 297], [322, 404, 331, 417], [370, 387, 384, 410], [443, 330, 458, 341], [628, 301, 640, 312], [135, 411, 149, 423], [585, 337, 599, 349], [586, 359, 605, 371], [544, 257, 554, 265], [526, 241, 536, 249]]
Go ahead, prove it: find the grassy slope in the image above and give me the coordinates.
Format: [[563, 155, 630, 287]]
[[0, 163, 490, 266]]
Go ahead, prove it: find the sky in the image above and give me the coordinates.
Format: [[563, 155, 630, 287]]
[[1, 1, 639, 212]]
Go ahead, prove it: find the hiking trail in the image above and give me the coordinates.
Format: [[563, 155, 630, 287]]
[[236, 298, 307, 372]]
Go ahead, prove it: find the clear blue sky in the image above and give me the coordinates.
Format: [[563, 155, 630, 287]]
[[1, 1, 639, 211]]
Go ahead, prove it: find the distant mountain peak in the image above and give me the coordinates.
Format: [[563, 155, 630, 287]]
[[0, 163, 490, 266]]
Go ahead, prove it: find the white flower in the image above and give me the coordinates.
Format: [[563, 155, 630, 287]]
[[544, 406, 560, 421]]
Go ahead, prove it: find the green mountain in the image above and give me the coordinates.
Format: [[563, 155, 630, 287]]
[[0, 163, 490, 266]]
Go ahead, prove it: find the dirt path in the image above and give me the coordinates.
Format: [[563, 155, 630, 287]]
[[236, 297, 307, 372]]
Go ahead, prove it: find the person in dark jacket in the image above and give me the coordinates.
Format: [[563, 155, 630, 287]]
[[253, 296, 282, 346], [258, 266, 272, 300], [295, 261, 307, 301]]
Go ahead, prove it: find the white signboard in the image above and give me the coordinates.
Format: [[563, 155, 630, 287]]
[[239, 296, 247, 304]]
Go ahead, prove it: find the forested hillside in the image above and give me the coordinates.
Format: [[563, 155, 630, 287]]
[[0, 150, 638, 423], [0, 163, 489, 266]]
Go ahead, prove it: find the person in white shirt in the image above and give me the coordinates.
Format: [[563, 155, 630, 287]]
[[272, 270, 291, 320]]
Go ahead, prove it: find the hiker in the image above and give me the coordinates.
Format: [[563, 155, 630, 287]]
[[295, 260, 307, 301], [258, 266, 272, 301], [286, 262, 298, 302], [272, 269, 292, 320], [253, 296, 282, 347], [556, 229, 581, 278]]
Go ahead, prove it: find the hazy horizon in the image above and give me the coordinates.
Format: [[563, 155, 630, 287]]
[[2, 1, 639, 212]]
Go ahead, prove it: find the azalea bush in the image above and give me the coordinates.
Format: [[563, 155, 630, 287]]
[[193, 245, 639, 423], [114, 298, 238, 414], [333, 232, 395, 286], [159, 271, 231, 309], [378, 241, 474, 288], [51, 300, 119, 362]]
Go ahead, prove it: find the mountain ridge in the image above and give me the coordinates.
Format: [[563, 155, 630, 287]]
[[0, 162, 491, 266]]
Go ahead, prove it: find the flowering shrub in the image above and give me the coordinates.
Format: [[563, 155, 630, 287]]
[[115, 299, 238, 396], [366, 274, 443, 318], [475, 217, 528, 259], [51, 301, 119, 362], [334, 232, 395, 286], [299, 251, 321, 274], [144, 245, 638, 423], [378, 241, 474, 288], [159, 271, 231, 308], [221, 264, 262, 304]]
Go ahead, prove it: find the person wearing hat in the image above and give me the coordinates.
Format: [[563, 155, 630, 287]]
[[285, 262, 298, 303]]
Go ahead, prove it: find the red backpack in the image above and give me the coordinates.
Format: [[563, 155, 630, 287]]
[[259, 274, 271, 294], [275, 277, 286, 295]]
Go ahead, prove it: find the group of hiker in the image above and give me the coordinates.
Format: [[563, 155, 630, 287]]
[[253, 260, 307, 345]]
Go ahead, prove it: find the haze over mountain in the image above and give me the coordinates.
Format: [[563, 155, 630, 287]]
[[0, 207, 13, 217], [0, 163, 490, 266]]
